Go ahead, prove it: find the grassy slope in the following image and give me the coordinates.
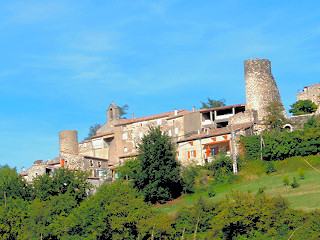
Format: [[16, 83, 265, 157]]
[[156, 155, 320, 215]]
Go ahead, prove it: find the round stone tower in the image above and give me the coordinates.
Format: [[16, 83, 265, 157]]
[[244, 58, 283, 121], [59, 130, 78, 154]]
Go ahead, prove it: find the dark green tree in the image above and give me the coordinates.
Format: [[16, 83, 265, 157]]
[[289, 100, 317, 116], [134, 126, 183, 203], [262, 101, 287, 133], [201, 97, 226, 109], [84, 123, 101, 140], [118, 104, 129, 119], [32, 168, 91, 203], [0, 165, 32, 202]]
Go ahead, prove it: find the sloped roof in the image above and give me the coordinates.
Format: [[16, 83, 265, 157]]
[[177, 122, 253, 143], [115, 109, 190, 126]]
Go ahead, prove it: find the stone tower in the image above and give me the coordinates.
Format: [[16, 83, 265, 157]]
[[59, 130, 78, 154], [244, 58, 283, 121], [107, 102, 120, 124]]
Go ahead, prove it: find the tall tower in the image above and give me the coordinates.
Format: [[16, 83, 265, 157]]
[[59, 130, 79, 154], [244, 58, 283, 121], [107, 102, 120, 124]]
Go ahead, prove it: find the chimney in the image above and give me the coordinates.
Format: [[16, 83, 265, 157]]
[[21, 167, 25, 173], [132, 113, 135, 120], [175, 108, 178, 116], [193, 106, 196, 112]]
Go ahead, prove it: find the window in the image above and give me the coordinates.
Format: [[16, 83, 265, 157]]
[[124, 147, 128, 153], [122, 125, 127, 131], [175, 127, 178, 135], [122, 133, 127, 140], [90, 160, 93, 166], [168, 130, 172, 136], [157, 119, 162, 125], [98, 161, 101, 167], [188, 150, 196, 158]]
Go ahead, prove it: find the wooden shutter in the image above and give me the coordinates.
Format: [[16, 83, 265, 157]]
[[194, 150, 196, 158], [188, 151, 190, 158]]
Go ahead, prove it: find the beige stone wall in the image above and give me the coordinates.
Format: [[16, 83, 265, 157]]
[[297, 83, 320, 109], [24, 163, 47, 183], [230, 109, 257, 125], [183, 112, 201, 137], [244, 59, 284, 121], [59, 130, 79, 154], [177, 134, 231, 166]]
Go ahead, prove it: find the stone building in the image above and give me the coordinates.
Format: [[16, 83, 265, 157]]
[[23, 58, 292, 182], [297, 83, 320, 111]]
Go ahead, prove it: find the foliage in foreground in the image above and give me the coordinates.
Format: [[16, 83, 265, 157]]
[[289, 100, 317, 116], [133, 126, 183, 203]]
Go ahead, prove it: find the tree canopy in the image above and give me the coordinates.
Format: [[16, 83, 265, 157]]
[[200, 97, 226, 109], [133, 126, 183, 203], [118, 104, 129, 119], [289, 100, 318, 116], [262, 101, 287, 134], [84, 123, 102, 140]]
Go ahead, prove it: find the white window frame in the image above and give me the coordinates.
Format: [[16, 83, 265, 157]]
[[175, 127, 178, 135], [122, 133, 127, 140]]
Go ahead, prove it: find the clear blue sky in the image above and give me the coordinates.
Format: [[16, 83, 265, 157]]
[[1, 0, 320, 170]]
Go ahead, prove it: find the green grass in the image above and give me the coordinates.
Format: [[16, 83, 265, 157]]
[[156, 155, 320, 215]]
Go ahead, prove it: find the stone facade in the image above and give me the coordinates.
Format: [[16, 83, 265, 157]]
[[244, 58, 284, 121], [59, 130, 79, 154], [297, 83, 320, 111]]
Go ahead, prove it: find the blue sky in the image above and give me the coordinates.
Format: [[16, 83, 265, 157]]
[[1, 0, 320, 170]]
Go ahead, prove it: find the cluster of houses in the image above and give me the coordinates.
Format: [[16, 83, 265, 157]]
[[21, 58, 320, 190]]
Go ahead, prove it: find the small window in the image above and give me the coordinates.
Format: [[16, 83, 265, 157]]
[[90, 160, 93, 166], [157, 119, 162, 126], [122, 133, 127, 140], [124, 147, 128, 153], [168, 130, 172, 136], [122, 125, 127, 131], [98, 161, 101, 167], [175, 127, 178, 135], [188, 150, 196, 158]]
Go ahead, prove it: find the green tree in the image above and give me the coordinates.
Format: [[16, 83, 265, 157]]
[[201, 97, 226, 109], [118, 104, 129, 119], [134, 126, 183, 203], [289, 100, 317, 116], [0, 165, 32, 203], [65, 181, 152, 239], [84, 123, 101, 140], [32, 168, 91, 203], [262, 100, 287, 133]]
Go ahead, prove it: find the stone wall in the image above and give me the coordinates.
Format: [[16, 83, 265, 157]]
[[297, 83, 320, 110], [244, 58, 284, 121], [230, 109, 257, 125], [59, 130, 78, 154], [287, 113, 317, 130]]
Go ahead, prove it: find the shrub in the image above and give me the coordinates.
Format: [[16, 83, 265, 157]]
[[265, 162, 276, 174], [181, 165, 200, 193], [298, 168, 305, 180], [291, 177, 300, 188], [207, 187, 216, 197], [282, 174, 289, 186]]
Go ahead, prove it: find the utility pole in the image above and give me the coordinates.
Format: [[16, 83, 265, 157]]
[[230, 124, 237, 174]]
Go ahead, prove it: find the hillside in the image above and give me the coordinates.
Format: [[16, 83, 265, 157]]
[[156, 155, 320, 215]]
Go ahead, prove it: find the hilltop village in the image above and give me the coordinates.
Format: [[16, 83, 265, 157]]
[[21, 58, 320, 189]]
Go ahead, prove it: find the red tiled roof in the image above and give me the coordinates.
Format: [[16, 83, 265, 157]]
[[115, 109, 189, 126], [119, 152, 139, 159], [82, 155, 109, 161], [199, 103, 246, 113], [177, 122, 253, 143], [90, 131, 114, 139]]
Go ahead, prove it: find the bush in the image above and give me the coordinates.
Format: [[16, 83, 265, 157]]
[[205, 153, 236, 183], [265, 162, 276, 174], [181, 165, 200, 193], [207, 187, 216, 197], [298, 168, 306, 180], [282, 174, 289, 186], [291, 177, 300, 188]]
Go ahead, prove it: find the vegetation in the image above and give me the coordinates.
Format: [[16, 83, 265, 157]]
[[118, 104, 129, 119], [84, 123, 101, 140], [289, 100, 318, 116], [262, 100, 287, 133], [134, 126, 182, 203], [200, 97, 226, 109]]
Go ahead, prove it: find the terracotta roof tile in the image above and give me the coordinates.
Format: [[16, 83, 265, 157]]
[[115, 109, 189, 126], [177, 122, 253, 143], [199, 103, 246, 113]]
